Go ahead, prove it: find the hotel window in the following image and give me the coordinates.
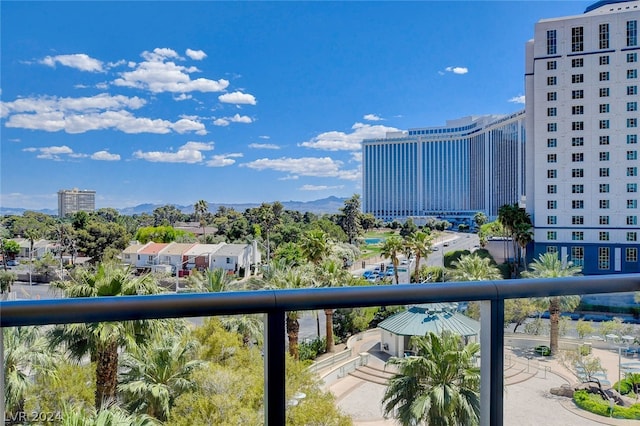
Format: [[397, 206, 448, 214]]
[[548, 169, 557, 178], [600, 184, 610, 193], [547, 200, 557, 209], [600, 136, 610, 145], [599, 104, 609, 113], [573, 168, 584, 178], [572, 26, 584, 52], [547, 138, 557, 147], [600, 167, 610, 177], [628, 20, 638, 47], [572, 247, 584, 267], [600, 215, 610, 225], [600, 23, 609, 49], [627, 232, 637, 242], [628, 199, 638, 209], [572, 121, 584, 131], [548, 76, 557, 86], [571, 58, 584, 68], [547, 184, 557, 194], [600, 55, 609, 65], [572, 153, 584, 162], [600, 87, 610, 97], [572, 231, 584, 240], [628, 216, 638, 225], [628, 183, 638, 193], [548, 123, 557, 132], [547, 107, 557, 117], [572, 184, 584, 193], [627, 167, 637, 176], [572, 105, 584, 115], [629, 69, 638, 79], [547, 246, 558, 254], [629, 52, 638, 63], [548, 92, 557, 101], [600, 119, 609, 129], [547, 60, 557, 70], [628, 85, 638, 95], [547, 216, 557, 225], [572, 74, 584, 83], [627, 248, 638, 262], [599, 152, 609, 161], [628, 118, 638, 128], [572, 137, 584, 146], [628, 150, 638, 160], [547, 30, 557, 54], [599, 232, 610, 241], [572, 216, 584, 225], [599, 71, 609, 81], [572, 90, 584, 99], [629, 134, 638, 144], [599, 247, 610, 270], [572, 200, 584, 209], [547, 231, 557, 240], [600, 199, 610, 209], [629, 101, 638, 111]]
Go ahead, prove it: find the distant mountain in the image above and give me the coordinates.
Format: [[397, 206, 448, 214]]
[[0, 196, 349, 217]]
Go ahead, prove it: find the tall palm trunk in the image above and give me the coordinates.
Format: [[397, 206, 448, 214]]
[[95, 340, 119, 409], [549, 297, 560, 355], [325, 308, 334, 353], [286, 315, 299, 359]]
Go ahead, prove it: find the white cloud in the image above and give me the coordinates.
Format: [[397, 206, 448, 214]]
[[278, 175, 299, 181], [41, 54, 104, 72], [444, 66, 469, 75], [23, 145, 78, 160], [363, 114, 382, 121], [185, 49, 207, 60], [206, 153, 243, 167], [213, 113, 252, 127], [113, 48, 229, 93], [509, 95, 526, 104], [259, 135, 270, 139], [299, 184, 344, 191], [173, 93, 193, 101], [132, 141, 216, 164], [241, 157, 359, 180], [218, 91, 257, 105], [1, 94, 207, 134], [91, 150, 120, 161], [300, 122, 400, 151], [249, 143, 280, 150]]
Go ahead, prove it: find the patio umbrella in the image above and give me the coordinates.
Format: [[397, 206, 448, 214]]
[[605, 334, 619, 341], [622, 335, 635, 342]]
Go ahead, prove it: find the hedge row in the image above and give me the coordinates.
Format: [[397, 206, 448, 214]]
[[573, 390, 640, 420]]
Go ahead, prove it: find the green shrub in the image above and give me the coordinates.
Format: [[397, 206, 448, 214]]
[[299, 337, 326, 362], [573, 390, 640, 419], [611, 379, 633, 395]]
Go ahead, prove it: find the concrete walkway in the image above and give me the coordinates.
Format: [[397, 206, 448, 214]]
[[319, 330, 639, 426]]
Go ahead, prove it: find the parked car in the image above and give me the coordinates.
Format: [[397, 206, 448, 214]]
[[7, 260, 19, 266]]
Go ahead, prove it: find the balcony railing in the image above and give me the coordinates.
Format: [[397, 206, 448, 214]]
[[2, 274, 639, 425]]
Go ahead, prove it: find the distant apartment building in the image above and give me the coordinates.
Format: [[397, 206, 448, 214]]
[[362, 112, 526, 226], [57, 188, 96, 217], [525, 0, 640, 274]]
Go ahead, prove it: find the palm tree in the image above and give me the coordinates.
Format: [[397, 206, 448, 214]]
[[187, 267, 233, 293], [118, 323, 204, 422], [381, 235, 404, 284], [48, 262, 163, 409], [313, 257, 351, 352], [449, 254, 503, 282], [194, 199, 209, 241], [382, 331, 481, 426], [220, 314, 264, 347], [300, 229, 330, 265], [522, 252, 582, 355], [514, 221, 534, 268], [407, 231, 434, 281], [24, 228, 40, 286], [4, 326, 58, 419]]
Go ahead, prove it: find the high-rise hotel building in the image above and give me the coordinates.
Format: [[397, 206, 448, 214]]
[[57, 188, 96, 217], [362, 113, 526, 225], [525, 0, 639, 274]]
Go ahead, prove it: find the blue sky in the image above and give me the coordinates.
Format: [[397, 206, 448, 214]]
[[1, 1, 593, 211]]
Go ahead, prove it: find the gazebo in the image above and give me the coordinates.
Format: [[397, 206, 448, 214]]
[[377, 303, 480, 357]]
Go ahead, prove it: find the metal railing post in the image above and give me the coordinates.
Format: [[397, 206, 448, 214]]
[[264, 310, 286, 425], [480, 298, 504, 426]]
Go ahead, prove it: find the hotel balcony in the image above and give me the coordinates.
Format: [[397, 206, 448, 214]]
[[2, 274, 639, 425]]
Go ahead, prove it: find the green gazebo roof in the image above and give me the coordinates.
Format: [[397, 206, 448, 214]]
[[378, 303, 480, 337]]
